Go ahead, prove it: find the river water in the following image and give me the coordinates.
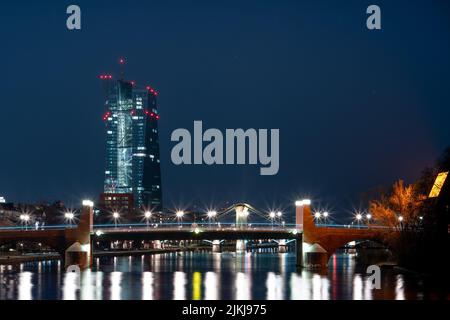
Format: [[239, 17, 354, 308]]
[[0, 251, 444, 300]]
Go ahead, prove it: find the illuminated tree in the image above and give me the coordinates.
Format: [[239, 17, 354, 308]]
[[370, 180, 425, 231]]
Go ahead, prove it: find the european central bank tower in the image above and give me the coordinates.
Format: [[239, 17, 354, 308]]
[[99, 69, 162, 214]]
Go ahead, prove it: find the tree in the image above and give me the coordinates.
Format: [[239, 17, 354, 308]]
[[370, 180, 425, 231]]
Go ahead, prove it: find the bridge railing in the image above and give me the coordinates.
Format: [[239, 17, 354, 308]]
[[0, 221, 392, 232], [314, 222, 391, 230], [93, 222, 301, 232]]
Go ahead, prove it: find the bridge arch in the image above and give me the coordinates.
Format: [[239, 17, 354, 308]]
[[297, 201, 391, 268]]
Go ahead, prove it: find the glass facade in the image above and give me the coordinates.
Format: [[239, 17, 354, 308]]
[[102, 79, 163, 213]]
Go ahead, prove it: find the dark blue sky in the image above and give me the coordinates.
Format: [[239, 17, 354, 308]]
[[1, 1, 449, 219]]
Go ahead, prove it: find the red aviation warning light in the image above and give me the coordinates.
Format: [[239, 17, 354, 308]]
[[103, 111, 111, 121], [119, 58, 125, 64], [146, 85, 159, 97]]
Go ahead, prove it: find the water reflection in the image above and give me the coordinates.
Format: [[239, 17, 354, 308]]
[[0, 252, 437, 300], [266, 272, 283, 300], [142, 272, 153, 300], [62, 271, 78, 300], [110, 272, 122, 300], [18, 272, 33, 300], [204, 272, 219, 300], [173, 271, 186, 300]]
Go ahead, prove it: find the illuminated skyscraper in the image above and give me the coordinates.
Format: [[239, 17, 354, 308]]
[[99, 69, 162, 213]]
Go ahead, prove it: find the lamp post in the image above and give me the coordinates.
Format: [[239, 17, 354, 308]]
[[269, 212, 276, 229], [355, 213, 362, 228], [113, 212, 120, 228], [176, 211, 184, 227], [314, 212, 321, 220], [20, 214, 30, 230], [207, 211, 217, 228], [65, 212, 75, 226], [276, 211, 282, 226], [145, 211, 152, 229]]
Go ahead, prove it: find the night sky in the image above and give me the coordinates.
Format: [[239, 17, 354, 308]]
[[1, 1, 449, 220]]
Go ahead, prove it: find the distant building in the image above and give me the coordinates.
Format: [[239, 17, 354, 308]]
[[99, 68, 163, 215], [99, 193, 134, 213]]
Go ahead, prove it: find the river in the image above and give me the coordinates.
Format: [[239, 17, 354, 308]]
[[0, 250, 444, 300]]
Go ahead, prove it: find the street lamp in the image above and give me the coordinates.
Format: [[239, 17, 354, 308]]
[[355, 213, 363, 227], [20, 214, 30, 230], [269, 212, 276, 228], [207, 211, 217, 227], [176, 211, 184, 227], [366, 213, 372, 221], [65, 212, 75, 226], [398, 216, 404, 222], [323, 211, 329, 218], [113, 212, 120, 227], [314, 212, 321, 220], [145, 211, 152, 228]]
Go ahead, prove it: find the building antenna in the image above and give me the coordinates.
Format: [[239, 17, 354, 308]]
[[119, 57, 126, 80]]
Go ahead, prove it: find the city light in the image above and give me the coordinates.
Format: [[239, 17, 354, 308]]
[[366, 213, 372, 220], [207, 211, 217, 218], [355, 213, 363, 221], [295, 199, 311, 206], [19, 214, 30, 230], [323, 211, 329, 218], [113, 212, 120, 219], [176, 211, 185, 218], [20, 214, 30, 222], [398, 216, 404, 222], [65, 212, 75, 226], [269, 212, 276, 219], [302, 199, 311, 206], [82, 200, 94, 207], [314, 212, 321, 219], [65, 212, 75, 220], [145, 211, 152, 219], [277, 211, 282, 218]]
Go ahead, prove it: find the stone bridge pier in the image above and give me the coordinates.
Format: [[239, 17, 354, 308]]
[[63, 200, 94, 269], [277, 239, 288, 253], [212, 240, 222, 253]]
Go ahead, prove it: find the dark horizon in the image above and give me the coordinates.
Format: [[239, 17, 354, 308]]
[[1, 1, 450, 219]]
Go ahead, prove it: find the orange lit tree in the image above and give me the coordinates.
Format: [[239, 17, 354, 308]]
[[369, 180, 426, 231]]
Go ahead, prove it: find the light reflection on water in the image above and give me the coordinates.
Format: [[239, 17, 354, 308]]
[[0, 252, 437, 300]]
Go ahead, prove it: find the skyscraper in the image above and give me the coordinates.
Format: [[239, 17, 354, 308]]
[[99, 67, 162, 214]]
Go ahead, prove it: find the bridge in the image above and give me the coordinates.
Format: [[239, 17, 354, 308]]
[[0, 200, 391, 269], [295, 201, 388, 268]]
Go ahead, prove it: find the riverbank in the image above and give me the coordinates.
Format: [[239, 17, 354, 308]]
[[0, 253, 60, 265], [0, 246, 211, 265]]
